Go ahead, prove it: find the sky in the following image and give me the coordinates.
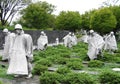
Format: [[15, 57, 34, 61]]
[[34, 0, 106, 15]]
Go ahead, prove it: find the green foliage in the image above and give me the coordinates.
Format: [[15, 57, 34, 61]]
[[32, 64, 48, 75], [0, 56, 2, 61], [99, 71, 120, 84], [47, 55, 68, 64], [100, 52, 120, 63], [0, 25, 13, 30], [54, 56, 68, 64], [33, 56, 41, 62], [90, 7, 117, 34], [81, 10, 96, 30], [110, 5, 120, 31], [45, 45, 71, 57], [63, 72, 96, 84], [59, 52, 71, 58], [40, 72, 63, 84], [55, 11, 82, 31], [56, 66, 71, 75], [35, 58, 52, 66], [81, 12, 91, 30], [88, 60, 104, 68], [67, 61, 83, 70], [0, 25, 38, 30], [113, 53, 120, 63], [0, 81, 3, 84], [69, 58, 82, 62], [40, 72, 96, 84], [0, 65, 13, 79], [32, 42, 120, 83], [71, 42, 88, 60], [35, 45, 71, 64], [19, 1, 55, 29]]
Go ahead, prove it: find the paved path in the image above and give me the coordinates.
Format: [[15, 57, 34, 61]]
[[0, 76, 40, 84], [0, 60, 40, 84]]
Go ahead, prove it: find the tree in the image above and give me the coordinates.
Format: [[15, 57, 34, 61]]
[[81, 10, 96, 30], [19, 1, 55, 29], [55, 11, 82, 32], [102, 0, 120, 7], [109, 5, 120, 31], [90, 7, 117, 34], [0, 0, 31, 26]]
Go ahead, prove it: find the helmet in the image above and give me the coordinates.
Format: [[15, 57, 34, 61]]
[[110, 31, 114, 34], [3, 28, 8, 32], [15, 24, 22, 29], [68, 32, 71, 35], [90, 30, 94, 33], [56, 38, 59, 40], [41, 31, 44, 34]]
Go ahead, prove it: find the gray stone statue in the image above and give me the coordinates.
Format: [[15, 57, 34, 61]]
[[7, 24, 33, 78]]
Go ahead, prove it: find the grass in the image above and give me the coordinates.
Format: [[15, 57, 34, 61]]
[[0, 65, 13, 79]]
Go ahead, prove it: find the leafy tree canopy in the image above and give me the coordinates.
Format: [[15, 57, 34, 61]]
[[55, 11, 82, 32], [19, 1, 55, 29], [109, 5, 120, 31], [90, 7, 117, 34]]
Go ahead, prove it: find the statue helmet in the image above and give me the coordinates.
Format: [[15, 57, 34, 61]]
[[89, 30, 94, 33], [3, 28, 8, 32], [15, 24, 22, 29]]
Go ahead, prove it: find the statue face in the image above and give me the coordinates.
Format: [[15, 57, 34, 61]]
[[111, 34, 113, 36], [90, 32, 94, 37], [3, 32, 8, 36], [15, 29, 22, 35]]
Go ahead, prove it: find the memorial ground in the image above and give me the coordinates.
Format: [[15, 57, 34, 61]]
[[0, 42, 120, 84]]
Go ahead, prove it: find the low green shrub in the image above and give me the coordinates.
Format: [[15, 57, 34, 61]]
[[55, 57, 68, 64], [35, 58, 52, 66], [0, 65, 14, 79], [70, 52, 79, 58], [35, 51, 46, 58], [32, 64, 48, 75], [112, 54, 120, 63], [114, 49, 120, 53], [88, 60, 104, 68], [63, 72, 96, 84], [48, 55, 68, 64], [66, 61, 83, 70], [100, 53, 115, 62], [69, 58, 82, 62], [59, 52, 71, 58], [45, 49, 60, 56], [46, 56, 56, 63], [56, 66, 71, 75], [0, 81, 3, 84], [76, 52, 88, 60], [33, 56, 43, 62], [99, 71, 120, 84], [40, 71, 63, 84], [72, 42, 88, 49]]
